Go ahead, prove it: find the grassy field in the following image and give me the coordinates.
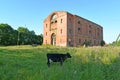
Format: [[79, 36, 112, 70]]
[[0, 45, 120, 80]]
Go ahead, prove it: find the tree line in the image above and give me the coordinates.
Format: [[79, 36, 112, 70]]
[[0, 23, 43, 46]]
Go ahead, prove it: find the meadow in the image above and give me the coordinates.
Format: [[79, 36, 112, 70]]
[[0, 45, 120, 80]]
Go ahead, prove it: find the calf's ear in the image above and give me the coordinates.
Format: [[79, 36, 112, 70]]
[[66, 52, 70, 55], [66, 52, 71, 58]]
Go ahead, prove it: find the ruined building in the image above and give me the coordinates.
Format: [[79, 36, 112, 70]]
[[43, 11, 103, 47]]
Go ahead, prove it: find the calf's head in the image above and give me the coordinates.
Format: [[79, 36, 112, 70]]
[[66, 52, 72, 58]]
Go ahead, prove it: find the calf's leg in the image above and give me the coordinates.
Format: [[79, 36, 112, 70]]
[[47, 58, 50, 67], [60, 58, 63, 66]]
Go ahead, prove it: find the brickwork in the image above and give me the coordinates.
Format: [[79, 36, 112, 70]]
[[43, 11, 103, 47]]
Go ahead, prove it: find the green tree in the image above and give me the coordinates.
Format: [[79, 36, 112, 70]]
[[0, 24, 43, 46], [17, 27, 30, 33], [112, 40, 120, 46], [100, 40, 105, 46], [0, 23, 17, 45], [36, 34, 43, 45], [17, 27, 30, 45], [17, 27, 43, 45]]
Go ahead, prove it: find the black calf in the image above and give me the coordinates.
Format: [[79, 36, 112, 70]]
[[47, 52, 71, 67]]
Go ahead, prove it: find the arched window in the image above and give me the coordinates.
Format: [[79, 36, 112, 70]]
[[51, 14, 57, 23], [52, 14, 57, 20]]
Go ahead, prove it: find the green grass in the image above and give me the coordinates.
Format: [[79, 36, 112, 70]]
[[0, 45, 120, 80]]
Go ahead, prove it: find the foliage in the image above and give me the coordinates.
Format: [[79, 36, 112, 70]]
[[0, 24, 17, 45], [0, 23, 43, 46], [110, 40, 120, 46], [0, 46, 120, 80], [100, 40, 105, 46], [83, 41, 91, 47], [116, 40, 120, 46]]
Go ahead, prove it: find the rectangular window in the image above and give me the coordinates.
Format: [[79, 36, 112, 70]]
[[61, 19, 63, 23], [46, 24, 47, 28], [55, 20, 57, 23], [79, 39, 81, 43], [78, 28, 81, 33], [89, 25, 91, 28], [89, 30, 92, 36], [89, 30, 91, 34], [78, 21, 80, 24], [61, 29, 63, 34]]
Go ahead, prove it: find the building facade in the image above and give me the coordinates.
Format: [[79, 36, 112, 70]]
[[43, 11, 103, 47]]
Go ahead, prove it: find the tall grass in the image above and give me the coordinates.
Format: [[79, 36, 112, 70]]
[[0, 45, 120, 80]]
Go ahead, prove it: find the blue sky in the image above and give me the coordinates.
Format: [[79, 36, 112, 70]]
[[0, 0, 120, 43]]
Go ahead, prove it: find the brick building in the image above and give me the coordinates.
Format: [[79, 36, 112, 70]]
[[43, 11, 103, 47]]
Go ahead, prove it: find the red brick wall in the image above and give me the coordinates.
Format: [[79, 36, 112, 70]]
[[43, 11, 103, 47]]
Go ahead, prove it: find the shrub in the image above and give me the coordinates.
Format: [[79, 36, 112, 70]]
[[100, 40, 105, 46], [84, 41, 91, 47]]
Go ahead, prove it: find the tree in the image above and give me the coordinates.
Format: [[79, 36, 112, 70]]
[[36, 34, 43, 45], [0, 24, 43, 46], [17, 27, 30, 45], [17, 27, 30, 33], [30, 30, 35, 35], [112, 40, 120, 46], [100, 40, 105, 46], [17, 27, 43, 45], [0, 23, 16, 45]]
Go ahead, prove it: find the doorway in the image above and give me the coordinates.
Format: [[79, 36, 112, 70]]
[[51, 33, 56, 45]]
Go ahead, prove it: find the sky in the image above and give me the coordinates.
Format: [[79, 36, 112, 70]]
[[0, 0, 120, 43]]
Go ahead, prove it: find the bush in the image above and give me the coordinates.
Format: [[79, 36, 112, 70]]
[[84, 41, 91, 47], [100, 40, 105, 46]]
